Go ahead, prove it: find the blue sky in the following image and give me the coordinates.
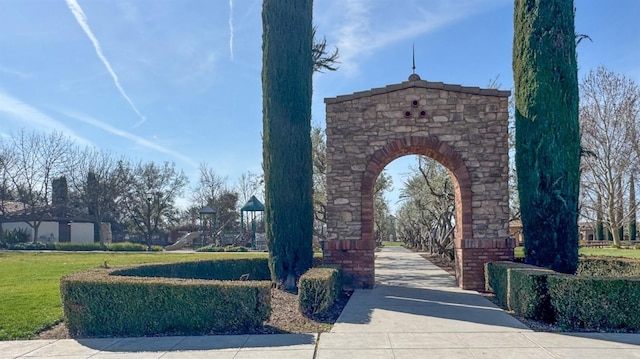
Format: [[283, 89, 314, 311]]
[[0, 0, 638, 211]]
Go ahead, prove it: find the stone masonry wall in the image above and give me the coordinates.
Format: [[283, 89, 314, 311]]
[[324, 76, 513, 290]]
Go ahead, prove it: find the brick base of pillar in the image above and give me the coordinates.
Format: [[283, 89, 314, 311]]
[[322, 240, 375, 289], [455, 238, 515, 291]]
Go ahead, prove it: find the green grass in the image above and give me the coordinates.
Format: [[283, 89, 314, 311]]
[[0, 251, 267, 340], [579, 247, 640, 259], [381, 241, 404, 247], [514, 246, 640, 260]]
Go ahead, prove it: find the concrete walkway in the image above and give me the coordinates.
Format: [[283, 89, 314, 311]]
[[3, 247, 640, 358]]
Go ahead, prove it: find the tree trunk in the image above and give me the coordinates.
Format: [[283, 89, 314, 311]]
[[514, 0, 580, 273], [262, 0, 314, 289], [32, 222, 40, 243]]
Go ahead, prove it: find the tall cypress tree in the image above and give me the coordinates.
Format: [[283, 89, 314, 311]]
[[513, 0, 580, 273], [617, 175, 624, 241], [630, 174, 637, 241], [262, 0, 314, 289], [52, 176, 69, 218], [596, 193, 604, 241]]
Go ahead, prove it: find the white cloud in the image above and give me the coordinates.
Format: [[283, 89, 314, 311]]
[[0, 65, 32, 79], [326, 0, 506, 76], [63, 110, 199, 169], [65, 0, 147, 125], [0, 90, 92, 146]]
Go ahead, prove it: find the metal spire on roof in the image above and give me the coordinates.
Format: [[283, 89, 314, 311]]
[[408, 43, 421, 81], [412, 42, 416, 74]]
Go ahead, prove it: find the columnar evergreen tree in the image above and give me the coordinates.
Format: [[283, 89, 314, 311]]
[[262, 0, 314, 289], [52, 176, 69, 217], [513, 0, 580, 273], [617, 175, 624, 241], [631, 174, 637, 241], [596, 193, 604, 241]]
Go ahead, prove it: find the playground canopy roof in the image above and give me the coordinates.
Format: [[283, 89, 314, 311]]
[[240, 195, 264, 212], [199, 205, 216, 215]]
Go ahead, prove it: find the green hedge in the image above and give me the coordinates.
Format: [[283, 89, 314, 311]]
[[486, 257, 640, 330], [196, 245, 249, 252], [113, 258, 271, 281], [577, 257, 640, 277], [508, 268, 554, 321], [548, 275, 640, 331], [6, 241, 163, 252], [484, 261, 530, 308], [298, 266, 342, 317], [61, 262, 271, 337]]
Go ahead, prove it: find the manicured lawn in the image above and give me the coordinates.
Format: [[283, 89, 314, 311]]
[[514, 246, 640, 260], [579, 247, 640, 259], [381, 241, 404, 247], [0, 250, 266, 340]]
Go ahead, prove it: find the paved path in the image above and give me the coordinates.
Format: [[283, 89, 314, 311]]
[[3, 246, 640, 358]]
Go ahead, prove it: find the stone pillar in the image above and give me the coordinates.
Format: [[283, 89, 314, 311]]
[[455, 238, 515, 290], [323, 239, 375, 289]]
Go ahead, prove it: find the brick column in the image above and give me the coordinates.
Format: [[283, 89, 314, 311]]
[[455, 238, 515, 290], [323, 239, 375, 289]]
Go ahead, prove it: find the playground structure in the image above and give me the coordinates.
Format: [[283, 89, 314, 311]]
[[164, 231, 200, 251], [164, 196, 266, 251], [240, 196, 265, 249]]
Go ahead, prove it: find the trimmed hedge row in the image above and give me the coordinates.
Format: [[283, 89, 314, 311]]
[[298, 266, 342, 317], [5, 241, 163, 252], [61, 259, 272, 337], [548, 275, 640, 330], [577, 257, 640, 278], [113, 258, 271, 281], [508, 268, 554, 322], [484, 261, 531, 308], [486, 259, 640, 330], [196, 245, 249, 252]]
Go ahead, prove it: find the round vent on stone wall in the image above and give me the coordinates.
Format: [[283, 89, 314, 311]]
[[411, 99, 419, 108], [404, 111, 412, 118]]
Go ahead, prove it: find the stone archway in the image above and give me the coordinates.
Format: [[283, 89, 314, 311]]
[[323, 74, 515, 290]]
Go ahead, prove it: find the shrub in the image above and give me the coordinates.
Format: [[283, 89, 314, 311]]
[[113, 258, 272, 281], [51, 242, 103, 251], [298, 266, 342, 317], [2, 228, 31, 245], [577, 257, 640, 278], [196, 245, 249, 253], [107, 242, 163, 252], [7, 242, 49, 250], [61, 261, 271, 337], [548, 275, 640, 331], [508, 268, 554, 321], [484, 261, 530, 308]]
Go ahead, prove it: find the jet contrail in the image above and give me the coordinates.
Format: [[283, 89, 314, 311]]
[[229, 0, 234, 61], [65, 0, 147, 125]]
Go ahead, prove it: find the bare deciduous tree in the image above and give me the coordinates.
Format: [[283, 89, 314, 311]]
[[3, 131, 75, 242], [580, 67, 640, 246]]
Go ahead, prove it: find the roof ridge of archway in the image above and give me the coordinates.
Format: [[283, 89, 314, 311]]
[[325, 79, 510, 104]]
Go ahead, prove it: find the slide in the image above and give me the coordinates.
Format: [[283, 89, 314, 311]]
[[164, 232, 200, 251]]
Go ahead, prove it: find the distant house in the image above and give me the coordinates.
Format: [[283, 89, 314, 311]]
[[508, 219, 523, 246], [0, 200, 98, 243]]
